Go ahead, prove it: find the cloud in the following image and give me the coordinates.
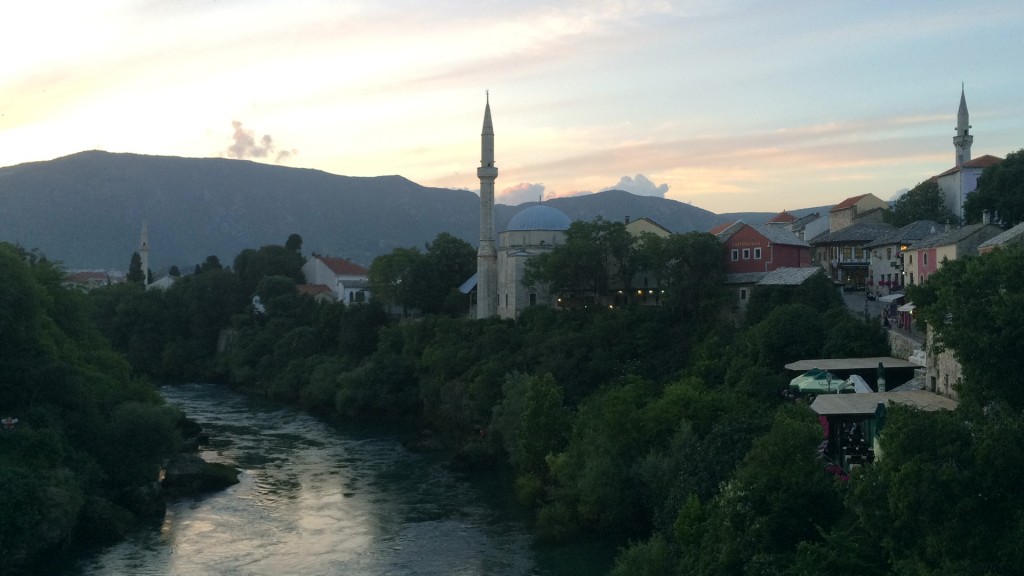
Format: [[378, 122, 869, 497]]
[[223, 120, 296, 163], [601, 174, 669, 198], [498, 182, 546, 205]]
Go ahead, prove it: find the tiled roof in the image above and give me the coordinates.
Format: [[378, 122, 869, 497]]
[[933, 154, 1003, 178], [320, 257, 369, 276], [767, 210, 797, 223], [713, 220, 746, 241], [709, 220, 740, 235], [911, 223, 1001, 250], [66, 271, 109, 282], [297, 284, 333, 296], [755, 224, 810, 247], [724, 272, 766, 285], [978, 222, 1024, 250], [789, 213, 821, 229], [830, 194, 868, 212], [811, 222, 895, 244], [757, 267, 821, 286], [862, 220, 941, 249]]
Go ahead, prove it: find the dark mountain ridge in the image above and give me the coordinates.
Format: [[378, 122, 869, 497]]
[[0, 150, 726, 270]]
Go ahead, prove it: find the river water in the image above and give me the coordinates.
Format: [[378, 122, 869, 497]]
[[59, 384, 611, 576]]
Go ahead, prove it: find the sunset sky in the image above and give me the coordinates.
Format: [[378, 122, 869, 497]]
[[2, 0, 1021, 213]]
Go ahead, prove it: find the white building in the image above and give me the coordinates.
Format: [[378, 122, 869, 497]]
[[496, 205, 572, 319], [301, 255, 371, 303]]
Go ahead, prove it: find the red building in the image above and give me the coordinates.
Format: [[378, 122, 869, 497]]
[[713, 221, 812, 274]]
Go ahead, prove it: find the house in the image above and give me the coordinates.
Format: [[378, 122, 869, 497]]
[[624, 216, 672, 307], [810, 222, 895, 288], [786, 213, 827, 242], [726, 266, 823, 314], [901, 223, 1002, 286], [977, 222, 1024, 255], [828, 193, 890, 233], [625, 216, 672, 238], [861, 220, 940, 298], [301, 255, 371, 304], [714, 221, 811, 275], [63, 270, 113, 291], [933, 155, 1002, 222], [297, 283, 337, 303]]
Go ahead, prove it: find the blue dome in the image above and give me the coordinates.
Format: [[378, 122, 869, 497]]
[[505, 205, 572, 231]]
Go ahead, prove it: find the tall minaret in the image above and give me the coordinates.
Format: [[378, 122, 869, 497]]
[[476, 93, 498, 318], [953, 83, 973, 167], [139, 222, 150, 285]]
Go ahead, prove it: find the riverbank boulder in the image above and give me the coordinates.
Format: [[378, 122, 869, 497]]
[[162, 454, 240, 497]]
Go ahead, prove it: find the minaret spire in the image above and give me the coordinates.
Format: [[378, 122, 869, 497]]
[[139, 222, 150, 286], [476, 93, 498, 318], [953, 83, 973, 167]]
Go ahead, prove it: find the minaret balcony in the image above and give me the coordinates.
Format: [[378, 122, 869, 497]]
[[477, 167, 498, 178]]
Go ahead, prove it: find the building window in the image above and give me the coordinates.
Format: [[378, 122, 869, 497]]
[[909, 254, 913, 264], [742, 248, 750, 260], [924, 252, 929, 266], [731, 249, 739, 261], [740, 289, 747, 301], [887, 247, 892, 260], [529, 293, 537, 306], [505, 293, 508, 307], [754, 247, 762, 259], [910, 272, 915, 284]]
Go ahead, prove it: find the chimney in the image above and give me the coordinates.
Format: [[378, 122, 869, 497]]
[[983, 210, 991, 224], [624, 216, 630, 224]]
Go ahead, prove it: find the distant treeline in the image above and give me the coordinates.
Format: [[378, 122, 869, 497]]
[[74, 230, 1024, 575]]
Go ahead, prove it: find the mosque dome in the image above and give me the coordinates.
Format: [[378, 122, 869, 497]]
[[505, 205, 572, 232]]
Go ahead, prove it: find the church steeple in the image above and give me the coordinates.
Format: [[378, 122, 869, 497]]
[[954, 83, 973, 167], [476, 92, 499, 318]]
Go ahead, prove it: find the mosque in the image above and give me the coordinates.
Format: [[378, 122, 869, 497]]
[[474, 95, 573, 320]]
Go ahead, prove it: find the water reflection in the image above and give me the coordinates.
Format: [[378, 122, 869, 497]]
[[62, 384, 608, 576]]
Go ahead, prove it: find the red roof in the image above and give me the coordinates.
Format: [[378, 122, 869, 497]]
[[830, 194, 868, 212], [297, 284, 334, 296], [964, 154, 1003, 168], [65, 271, 109, 282], [767, 210, 797, 223], [934, 154, 1003, 178], [319, 257, 368, 276]]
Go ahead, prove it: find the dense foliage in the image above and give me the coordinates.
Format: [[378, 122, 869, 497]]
[[963, 148, 1024, 226], [78, 224, 1024, 575], [0, 244, 182, 573], [888, 179, 958, 227]]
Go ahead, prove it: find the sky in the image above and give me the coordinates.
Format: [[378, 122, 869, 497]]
[[2, 1, 1022, 214]]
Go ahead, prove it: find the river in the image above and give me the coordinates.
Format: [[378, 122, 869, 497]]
[[58, 384, 612, 576]]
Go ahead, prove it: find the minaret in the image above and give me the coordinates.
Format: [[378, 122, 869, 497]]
[[139, 222, 150, 285], [953, 83, 973, 167], [476, 93, 498, 318]]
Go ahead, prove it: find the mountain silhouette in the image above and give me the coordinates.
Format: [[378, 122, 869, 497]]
[[0, 151, 727, 271]]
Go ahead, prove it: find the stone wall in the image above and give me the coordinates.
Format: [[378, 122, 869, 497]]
[[887, 330, 921, 360]]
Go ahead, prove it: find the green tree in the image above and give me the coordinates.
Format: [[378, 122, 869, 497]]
[[404, 232, 476, 315], [368, 247, 422, 314], [233, 244, 304, 295], [908, 245, 1024, 408], [285, 233, 304, 253], [889, 179, 957, 227], [195, 255, 223, 274], [524, 217, 635, 306], [127, 251, 145, 284], [964, 148, 1024, 225]]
